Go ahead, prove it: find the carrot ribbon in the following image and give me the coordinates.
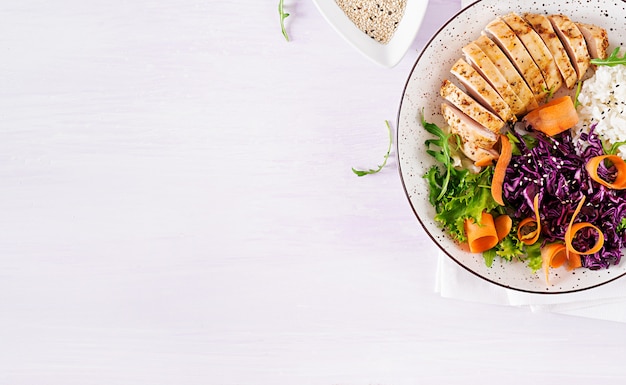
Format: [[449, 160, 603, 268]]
[[494, 214, 512, 242], [464, 212, 499, 253], [541, 243, 581, 284], [586, 155, 626, 190], [564, 196, 605, 256], [517, 194, 541, 245], [491, 135, 512, 206]]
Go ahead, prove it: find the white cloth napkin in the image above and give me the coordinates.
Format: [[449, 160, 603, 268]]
[[436, 252, 626, 322], [433, 0, 626, 323]]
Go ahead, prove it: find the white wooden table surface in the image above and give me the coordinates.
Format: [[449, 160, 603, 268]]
[[2, 0, 626, 384]]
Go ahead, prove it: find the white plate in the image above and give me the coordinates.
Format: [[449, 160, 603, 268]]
[[397, 0, 626, 293], [312, 0, 429, 68]]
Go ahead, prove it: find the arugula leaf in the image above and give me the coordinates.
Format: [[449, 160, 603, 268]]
[[422, 114, 453, 200], [574, 80, 583, 109], [507, 131, 538, 155], [278, 0, 290, 42], [352, 120, 392, 177], [603, 140, 626, 156], [506, 131, 522, 156], [590, 47, 626, 67], [521, 133, 538, 150], [542, 85, 556, 102]]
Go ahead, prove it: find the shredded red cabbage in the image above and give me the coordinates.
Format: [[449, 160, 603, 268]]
[[503, 125, 626, 270]]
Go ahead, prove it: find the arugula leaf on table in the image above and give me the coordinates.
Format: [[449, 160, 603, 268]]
[[590, 47, 626, 67], [352, 120, 393, 177], [278, 0, 290, 41]]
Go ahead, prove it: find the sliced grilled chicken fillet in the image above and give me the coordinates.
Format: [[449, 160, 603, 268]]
[[440, 79, 506, 133], [485, 18, 548, 101], [502, 13, 563, 94], [462, 42, 527, 116], [549, 14, 590, 80], [450, 58, 513, 125], [576, 22, 609, 60], [474, 35, 538, 111], [523, 13, 578, 89], [441, 103, 498, 151]]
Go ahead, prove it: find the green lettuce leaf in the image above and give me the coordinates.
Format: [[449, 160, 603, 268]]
[[523, 242, 543, 273], [495, 235, 524, 262]]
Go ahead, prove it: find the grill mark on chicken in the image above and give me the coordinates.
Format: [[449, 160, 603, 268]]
[[440, 79, 505, 133], [474, 35, 538, 111], [549, 14, 590, 80], [459, 139, 500, 163], [441, 103, 498, 151], [576, 22, 609, 60], [524, 13, 578, 89], [502, 13, 563, 95], [485, 18, 548, 101], [450, 58, 513, 124], [462, 41, 527, 116]]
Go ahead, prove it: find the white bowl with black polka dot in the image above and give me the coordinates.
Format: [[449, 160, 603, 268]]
[[397, 0, 626, 293]]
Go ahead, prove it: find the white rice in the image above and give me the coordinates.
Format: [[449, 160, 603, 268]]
[[575, 63, 626, 158]]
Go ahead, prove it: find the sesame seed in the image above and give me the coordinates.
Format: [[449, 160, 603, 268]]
[[335, 0, 407, 44]]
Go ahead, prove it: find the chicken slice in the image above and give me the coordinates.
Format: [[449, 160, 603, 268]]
[[548, 14, 590, 80], [485, 18, 548, 101], [576, 22, 609, 60], [502, 13, 563, 95], [459, 140, 499, 163], [474, 35, 538, 111], [462, 42, 527, 116], [441, 103, 498, 151], [524, 13, 578, 89], [440, 79, 506, 133], [450, 58, 513, 125]]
